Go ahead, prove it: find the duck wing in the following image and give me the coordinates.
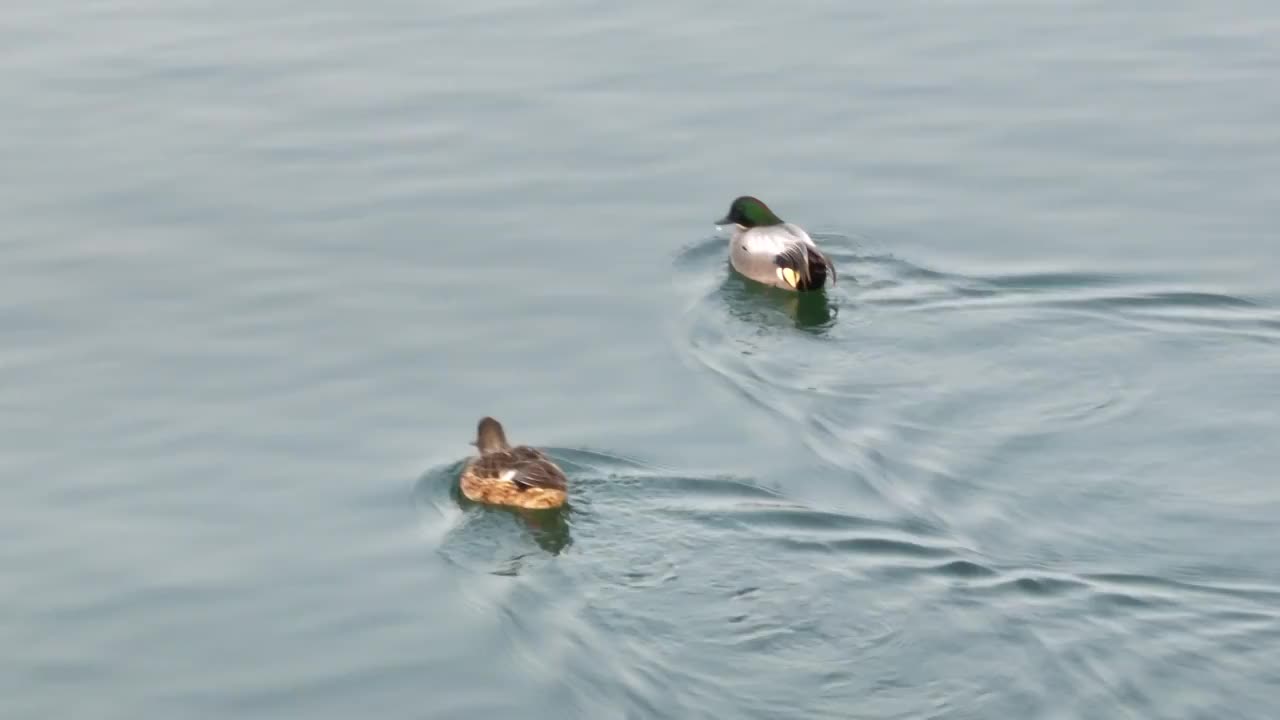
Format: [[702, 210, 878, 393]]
[[774, 242, 836, 291], [476, 447, 568, 491]]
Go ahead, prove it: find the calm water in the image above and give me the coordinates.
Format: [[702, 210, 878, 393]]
[[5, 1, 1280, 718]]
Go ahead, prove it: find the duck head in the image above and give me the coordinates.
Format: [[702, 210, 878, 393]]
[[717, 196, 784, 228], [473, 416, 510, 453]]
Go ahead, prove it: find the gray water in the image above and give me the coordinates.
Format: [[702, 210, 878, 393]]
[[4, 1, 1280, 718]]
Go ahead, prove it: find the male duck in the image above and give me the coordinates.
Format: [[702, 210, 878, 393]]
[[717, 196, 836, 292], [459, 417, 568, 510]]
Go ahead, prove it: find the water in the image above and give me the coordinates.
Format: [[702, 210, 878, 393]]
[[4, 1, 1280, 718]]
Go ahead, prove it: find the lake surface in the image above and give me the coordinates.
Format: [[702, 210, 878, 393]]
[[4, 1, 1280, 718]]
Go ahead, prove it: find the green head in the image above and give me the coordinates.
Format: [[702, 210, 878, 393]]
[[716, 196, 784, 228]]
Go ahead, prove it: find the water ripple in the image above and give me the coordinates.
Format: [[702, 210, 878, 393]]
[[414, 444, 1047, 709], [666, 228, 1280, 715], [673, 235, 1280, 525]]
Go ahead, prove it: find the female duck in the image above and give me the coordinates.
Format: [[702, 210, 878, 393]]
[[459, 417, 568, 510], [717, 196, 836, 292]]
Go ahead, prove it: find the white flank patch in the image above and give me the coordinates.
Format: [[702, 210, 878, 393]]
[[499, 469, 518, 483]]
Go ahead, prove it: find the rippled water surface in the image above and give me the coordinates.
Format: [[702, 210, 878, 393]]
[[5, 1, 1280, 718]]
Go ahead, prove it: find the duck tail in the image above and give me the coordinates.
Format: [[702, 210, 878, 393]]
[[805, 245, 835, 290]]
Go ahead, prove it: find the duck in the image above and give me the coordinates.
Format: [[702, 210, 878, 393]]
[[458, 417, 569, 510], [716, 195, 836, 292]]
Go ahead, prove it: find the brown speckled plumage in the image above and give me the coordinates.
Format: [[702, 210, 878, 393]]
[[459, 417, 568, 510]]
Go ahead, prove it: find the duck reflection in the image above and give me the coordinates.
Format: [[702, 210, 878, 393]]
[[451, 480, 573, 556], [721, 270, 837, 334], [510, 504, 572, 555]]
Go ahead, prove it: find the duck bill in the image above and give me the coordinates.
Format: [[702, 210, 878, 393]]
[[715, 215, 739, 227]]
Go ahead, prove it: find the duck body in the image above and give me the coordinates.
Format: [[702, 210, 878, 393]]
[[460, 417, 568, 510], [718, 196, 836, 292]]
